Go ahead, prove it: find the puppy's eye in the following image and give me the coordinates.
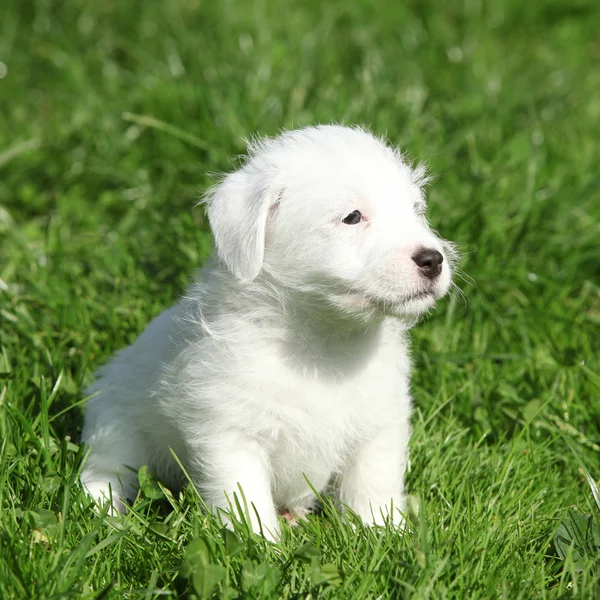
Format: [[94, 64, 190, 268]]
[[342, 210, 363, 225]]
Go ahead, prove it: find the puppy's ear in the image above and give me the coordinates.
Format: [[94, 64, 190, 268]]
[[204, 165, 276, 282]]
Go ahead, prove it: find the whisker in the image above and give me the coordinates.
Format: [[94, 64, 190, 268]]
[[453, 268, 476, 288], [450, 282, 469, 307]]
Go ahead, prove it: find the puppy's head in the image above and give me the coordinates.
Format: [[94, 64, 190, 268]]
[[205, 125, 453, 321]]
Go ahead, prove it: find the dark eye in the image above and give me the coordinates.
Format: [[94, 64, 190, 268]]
[[342, 210, 363, 225]]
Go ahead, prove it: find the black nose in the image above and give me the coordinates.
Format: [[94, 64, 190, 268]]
[[412, 248, 444, 279]]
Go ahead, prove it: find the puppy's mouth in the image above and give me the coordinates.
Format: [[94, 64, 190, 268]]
[[353, 289, 436, 316], [331, 282, 446, 317], [395, 291, 438, 314], [401, 290, 434, 303]]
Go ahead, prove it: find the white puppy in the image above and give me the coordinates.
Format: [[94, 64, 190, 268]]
[[81, 125, 453, 539]]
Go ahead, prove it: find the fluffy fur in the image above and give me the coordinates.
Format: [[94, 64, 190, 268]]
[[81, 125, 454, 539]]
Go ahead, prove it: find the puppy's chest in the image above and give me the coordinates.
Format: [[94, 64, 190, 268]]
[[197, 327, 409, 453], [246, 348, 405, 438], [258, 361, 404, 502], [259, 375, 370, 482]]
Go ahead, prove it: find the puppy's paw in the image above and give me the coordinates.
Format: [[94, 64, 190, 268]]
[[82, 479, 129, 516], [351, 499, 407, 532], [278, 509, 309, 527]]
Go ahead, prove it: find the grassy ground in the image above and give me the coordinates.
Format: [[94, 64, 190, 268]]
[[1, 0, 600, 597]]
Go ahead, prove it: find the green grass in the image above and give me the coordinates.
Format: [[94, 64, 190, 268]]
[[1, 0, 600, 597]]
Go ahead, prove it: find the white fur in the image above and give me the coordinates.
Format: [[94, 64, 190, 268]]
[[81, 125, 453, 539]]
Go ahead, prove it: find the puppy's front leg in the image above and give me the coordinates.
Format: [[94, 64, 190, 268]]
[[190, 431, 279, 539], [338, 422, 408, 528]]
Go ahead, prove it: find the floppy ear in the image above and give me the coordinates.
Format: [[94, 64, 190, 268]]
[[204, 164, 276, 282]]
